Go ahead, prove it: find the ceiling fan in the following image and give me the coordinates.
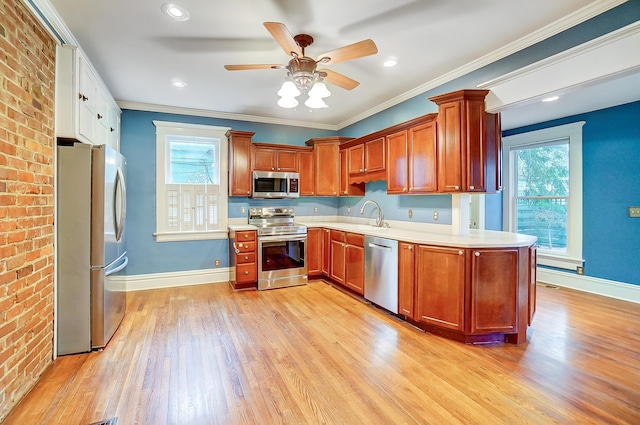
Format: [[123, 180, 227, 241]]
[[224, 22, 378, 108]]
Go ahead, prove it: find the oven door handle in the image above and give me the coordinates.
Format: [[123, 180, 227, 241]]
[[259, 235, 307, 243]]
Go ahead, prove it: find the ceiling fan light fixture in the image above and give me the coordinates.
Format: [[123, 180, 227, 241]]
[[277, 96, 299, 109], [277, 80, 301, 98], [383, 57, 398, 67], [161, 3, 190, 21], [308, 82, 331, 98], [304, 96, 328, 109]]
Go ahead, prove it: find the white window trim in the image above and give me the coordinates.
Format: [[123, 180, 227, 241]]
[[154, 121, 230, 242], [502, 121, 585, 270]]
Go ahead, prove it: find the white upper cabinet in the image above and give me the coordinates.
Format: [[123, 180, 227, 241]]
[[56, 45, 121, 150]]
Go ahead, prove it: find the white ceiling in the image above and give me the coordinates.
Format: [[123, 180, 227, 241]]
[[44, 0, 638, 130]]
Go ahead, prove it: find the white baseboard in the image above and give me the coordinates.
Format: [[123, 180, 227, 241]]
[[111, 267, 231, 292], [537, 268, 640, 304]]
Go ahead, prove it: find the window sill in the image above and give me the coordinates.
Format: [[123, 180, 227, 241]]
[[537, 251, 584, 271], [154, 230, 229, 242]]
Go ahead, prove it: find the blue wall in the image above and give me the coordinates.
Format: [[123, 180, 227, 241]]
[[502, 101, 640, 286], [119, 2, 640, 286]]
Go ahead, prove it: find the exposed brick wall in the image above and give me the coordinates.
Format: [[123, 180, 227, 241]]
[[0, 0, 56, 420]]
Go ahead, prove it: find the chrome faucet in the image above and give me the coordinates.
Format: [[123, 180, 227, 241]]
[[360, 200, 385, 227]]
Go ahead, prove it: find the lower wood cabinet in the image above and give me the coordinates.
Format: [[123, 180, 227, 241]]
[[415, 245, 466, 331], [307, 228, 322, 276], [230, 230, 257, 290], [398, 242, 416, 318], [321, 228, 331, 276], [330, 231, 346, 284], [328, 230, 365, 295]]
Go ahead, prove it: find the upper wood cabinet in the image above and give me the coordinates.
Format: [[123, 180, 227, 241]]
[[56, 46, 121, 150], [386, 115, 438, 194], [227, 130, 254, 196], [429, 89, 501, 193], [253, 147, 298, 172], [347, 137, 386, 183], [306, 137, 353, 197], [340, 149, 365, 196], [298, 150, 315, 196]]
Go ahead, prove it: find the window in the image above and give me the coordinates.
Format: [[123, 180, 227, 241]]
[[502, 122, 585, 270], [154, 121, 230, 242]]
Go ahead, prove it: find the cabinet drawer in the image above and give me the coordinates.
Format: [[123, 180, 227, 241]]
[[236, 253, 256, 264], [235, 241, 255, 253], [346, 232, 364, 246], [330, 230, 346, 242], [236, 231, 256, 242], [236, 263, 257, 283]]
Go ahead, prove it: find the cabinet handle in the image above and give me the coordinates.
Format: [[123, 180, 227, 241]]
[[458, 250, 463, 255], [475, 251, 480, 257], [469, 185, 475, 190], [79, 93, 88, 101]]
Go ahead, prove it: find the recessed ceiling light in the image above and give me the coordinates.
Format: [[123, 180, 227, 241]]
[[383, 58, 398, 67], [172, 80, 187, 88], [542, 95, 559, 102], [161, 3, 190, 21]]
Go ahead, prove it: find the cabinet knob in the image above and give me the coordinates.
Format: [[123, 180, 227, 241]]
[[110, 127, 115, 132], [247, 191, 250, 194], [454, 185, 460, 190], [359, 169, 363, 172], [333, 191, 337, 195], [245, 256, 249, 260], [470, 185, 475, 190], [407, 246, 413, 251], [97, 113, 103, 120], [364, 168, 367, 172], [403, 188, 407, 192], [244, 271, 249, 275], [244, 234, 248, 238], [79, 93, 88, 101], [311, 192, 314, 195], [475, 251, 480, 257], [277, 168, 280, 171], [458, 250, 463, 255]]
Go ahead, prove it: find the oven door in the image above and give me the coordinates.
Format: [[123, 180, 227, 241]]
[[257, 234, 308, 290]]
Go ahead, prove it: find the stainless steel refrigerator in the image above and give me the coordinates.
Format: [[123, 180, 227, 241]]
[[57, 142, 128, 355]]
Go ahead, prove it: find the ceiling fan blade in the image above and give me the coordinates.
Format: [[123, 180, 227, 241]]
[[317, 39, 378, 65], [263, 22, 303, 57], [320, 69, 360, 90], [224, 64, 285, 70]]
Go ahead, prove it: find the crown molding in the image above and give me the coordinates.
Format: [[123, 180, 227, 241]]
[[336, 0, 627, 129], [21, 0, 77, 45], [117, 101, 339, 131]]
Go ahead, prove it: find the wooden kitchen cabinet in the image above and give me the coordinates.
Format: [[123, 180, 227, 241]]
[[330, 230, 347, 284], [340, 149, 365, 196], [347, 137, 386, 183], [469, 248, 518, 334], [253, 147, 298, 172], [429, 89, 500, 193], [398, 242, 416, 318], [344, 233, 365, 295], [230, 230, 257, 290], [227, 130, 254, 196], [307, 228, 322, 276], [321, 228, 331, 276], [415, 245, 466, 331], [306, 137, 353, 197], [298, 150, 315, 196]]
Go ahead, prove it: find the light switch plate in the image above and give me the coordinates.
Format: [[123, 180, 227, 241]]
[[629, 207, 640, 218]]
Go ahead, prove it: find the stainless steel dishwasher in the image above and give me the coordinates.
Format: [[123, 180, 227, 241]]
[[364, 235, 399, 314]]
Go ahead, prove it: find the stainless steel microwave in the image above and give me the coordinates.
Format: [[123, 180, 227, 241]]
[[252, 171, 300, 198]]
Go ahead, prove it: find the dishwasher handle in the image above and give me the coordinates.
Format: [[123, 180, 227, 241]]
[[368, 242, 392, 251]]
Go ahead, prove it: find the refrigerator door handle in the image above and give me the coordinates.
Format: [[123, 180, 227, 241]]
[[114, 167, 127, 242]]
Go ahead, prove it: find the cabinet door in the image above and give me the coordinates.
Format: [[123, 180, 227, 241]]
[[78, 57, 97, 142], [253, 148, 276, 171], [470, 249, 518, 333], [345, 244, 364, 295], [398, 243, 415, 318], [307, 228, 322, 276], [348, 144, 365, 175], [321, 228, 331, 276], [228, 131, 253, 196], [465, 100, 488, 192], [330, 240, 346, 284], [298, 151, 315, 196], [364, 137, 385, 173], [276, 150, 298, 171], [409, 121, 438, 193], [437, 101, 464, 192], [416, 246, 465, 330], [386, 130, 408, 194], [315, 143, 339, 196], [340, 149, 365, 196]]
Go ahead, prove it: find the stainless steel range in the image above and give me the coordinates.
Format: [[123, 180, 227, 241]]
[[249, 207, 307, 290]]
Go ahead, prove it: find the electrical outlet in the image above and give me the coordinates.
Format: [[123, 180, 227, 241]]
[[314, 207, 318, 213], [576, 266, 584, 275], [347, 206, 351, 213], [408, 209, 413, 219], [214, 259, 220, 267], [629, 206, 640, 217], [241, 207, 246, 214], [433, 210, 439, 221]]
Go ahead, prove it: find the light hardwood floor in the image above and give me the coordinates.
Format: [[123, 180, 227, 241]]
[[3, 280, 640, 424]]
